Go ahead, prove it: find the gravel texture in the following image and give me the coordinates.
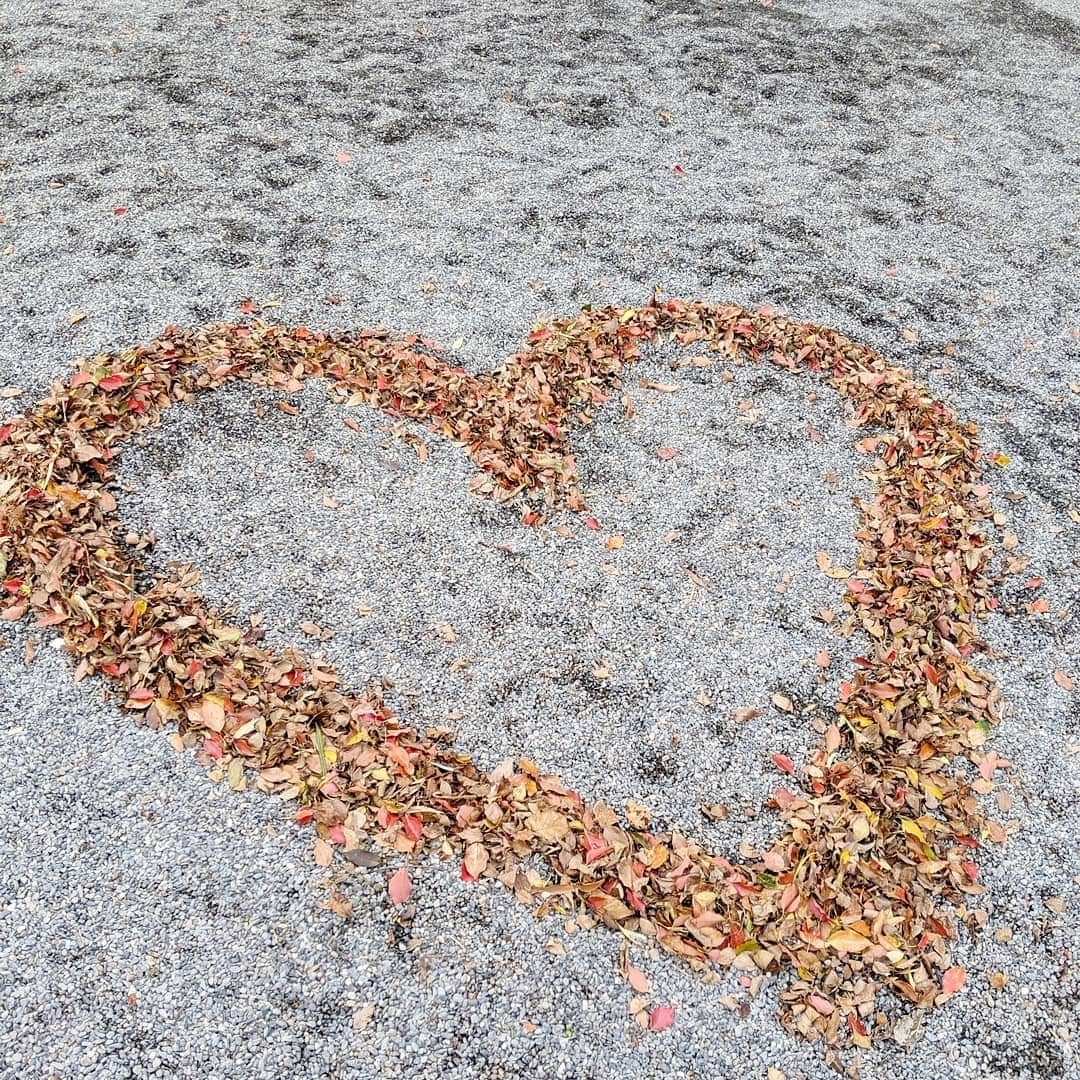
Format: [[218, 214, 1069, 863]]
[[1, 1, 1078, 1078]]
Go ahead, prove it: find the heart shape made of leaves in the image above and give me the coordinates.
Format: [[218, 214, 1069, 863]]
[[0, 297, 1005, 1048]]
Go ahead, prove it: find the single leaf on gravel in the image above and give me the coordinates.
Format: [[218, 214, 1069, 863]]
[[770, 693, 794, 713], [656, 446, 678, 460], [648, 1004, 675, 1031], [626, 963, 651, 994], [771, 753, 794, 774], [941, 966, 966, 997], [387, 866, 412, 905], [1053, 669, 1074, 692], [345, 849, 382, 868], [313, 839, 333, 867], [353, 1003, 375, 1030]]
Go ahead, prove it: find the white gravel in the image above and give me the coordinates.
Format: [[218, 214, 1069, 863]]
[[1, 0, 1077, 1078]]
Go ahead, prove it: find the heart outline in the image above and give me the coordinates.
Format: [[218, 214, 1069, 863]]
[[0, 297, 1004, 1048]]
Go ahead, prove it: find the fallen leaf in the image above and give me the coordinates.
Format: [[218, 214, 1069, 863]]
[[313, 838, 334, 867], [387, 866, 412, 905], [1053, 670, 1074, 692], [648, 1004, 675, 1031], [526, 809, 570, 841], [941, 966, 966, 997], [626, 964, 651, 994], [353, 1003, 375, 1030], [656, 446, 678, 460], [464, 842, 488, 878], [827, 929, 872, 953]]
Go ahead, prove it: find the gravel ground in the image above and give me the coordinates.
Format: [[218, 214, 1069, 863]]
[[1, 1, 1078, 1078]]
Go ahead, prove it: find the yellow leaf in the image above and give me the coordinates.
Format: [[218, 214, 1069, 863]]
[[900, 818, 926, 841], [827, 929, 873, 953]]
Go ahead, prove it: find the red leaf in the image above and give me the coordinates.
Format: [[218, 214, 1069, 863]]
[[649, 1004, 675, 1031], [656, 446, 678, 460], [583, 516, 601, 531], [672, 164, 685, 176], [238, 298, 257, 315], [113, 207, 127, 215], [98, 374, 125, 392], [387, 866, 412, 905], [771, 753, 794, 774]]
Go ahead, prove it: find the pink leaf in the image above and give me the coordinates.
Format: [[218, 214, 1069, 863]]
[[771, 752, 794, 774], [626, 964, 650, 994], [387, 866, 412, 905], [941, 966, 966, 996], [649, 1004, 675, 1031], [656, 446, 678, 461]]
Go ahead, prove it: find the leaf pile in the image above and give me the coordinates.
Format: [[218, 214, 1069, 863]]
[[0, 298, 1007, 1049]]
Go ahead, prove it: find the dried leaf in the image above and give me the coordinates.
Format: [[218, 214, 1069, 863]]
[[387, 866, 412, 906], [648, 1004, 675, 1031]]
